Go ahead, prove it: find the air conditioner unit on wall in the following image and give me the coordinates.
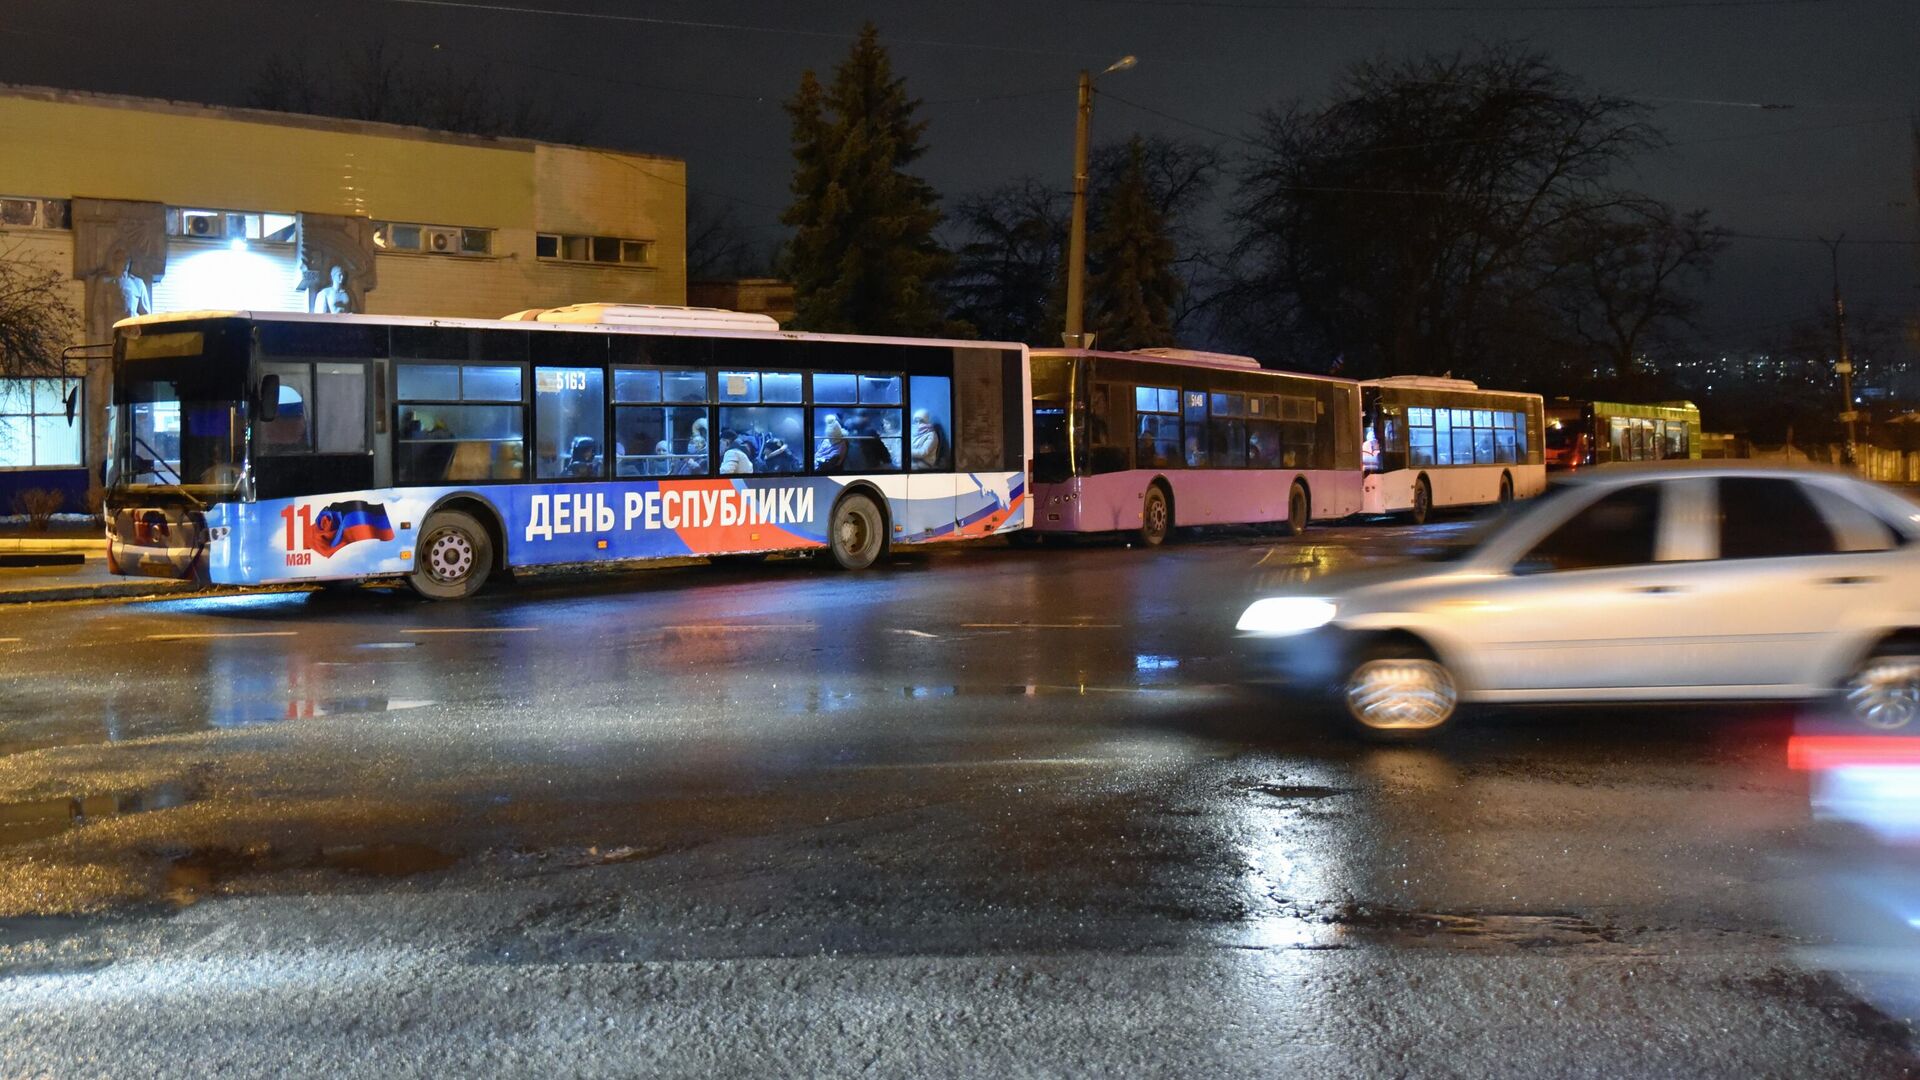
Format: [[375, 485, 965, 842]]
[[183, 213, 221, 238], [424, 227, 459, 254]]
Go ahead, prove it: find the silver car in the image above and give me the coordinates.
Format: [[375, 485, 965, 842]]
[[1238, 465, 1920, 739]]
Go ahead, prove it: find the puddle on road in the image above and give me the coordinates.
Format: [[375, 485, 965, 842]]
[[160, 842, 459, 905], [0, 780, 203, 847]]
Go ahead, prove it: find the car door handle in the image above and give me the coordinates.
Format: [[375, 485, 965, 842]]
[[1819, 575, 1881, 586], [1628, 585, 1687, 594]]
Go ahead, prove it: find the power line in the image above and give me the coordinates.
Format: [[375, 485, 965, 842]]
[[1725, 231, 1920, 246], [1072, 0, 1829, 10], [367, 0, 1090, 58]]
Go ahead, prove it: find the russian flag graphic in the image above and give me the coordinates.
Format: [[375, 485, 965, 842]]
[[306, 500, 396, 558]]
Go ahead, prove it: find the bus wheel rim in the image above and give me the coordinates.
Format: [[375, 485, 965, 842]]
[[1346, 659, 1455, 730], [426, 528, 475, 583], [1848, 658, 1920, 730], [838, 506, 871, 557], [1147, 497, 1166, 534]]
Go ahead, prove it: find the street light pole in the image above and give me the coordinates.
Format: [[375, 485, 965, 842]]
[[1824, 236, 1858, 465], [1063, 56, 1135, 350]]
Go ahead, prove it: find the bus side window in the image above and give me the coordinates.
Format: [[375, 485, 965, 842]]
[[908, 375, 951, 471], [1087, 382, 1130, 475]]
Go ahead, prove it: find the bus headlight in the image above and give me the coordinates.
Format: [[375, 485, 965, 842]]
[[1236, 597, 1337, 636]]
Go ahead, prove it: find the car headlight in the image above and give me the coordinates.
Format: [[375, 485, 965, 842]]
[[1236, 597, 1338, 636]]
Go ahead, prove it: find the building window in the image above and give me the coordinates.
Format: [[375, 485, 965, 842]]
[[536, 233, 654, 267], [373, 221, 494, 257], [0, 197, 70, 231], [0, 378, 83, 469], [166, 208, 294, 243]]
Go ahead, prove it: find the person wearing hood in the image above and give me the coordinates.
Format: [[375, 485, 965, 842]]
[[911, 408, 946, 470]]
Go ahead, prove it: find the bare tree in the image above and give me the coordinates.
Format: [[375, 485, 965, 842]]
[[1227, 43, 1664, 379], [942, 135, 1221, 345], [687, 194, 770, 280], [1544, 205, 1726, 382], [249, 44, 594, 143], [0, 246, 79, 378]]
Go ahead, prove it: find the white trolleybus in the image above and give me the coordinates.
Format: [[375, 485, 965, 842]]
[[1028, 348, 1363, 543], [1359, 376, 1546, 524], [103, 305, 1030, 599]]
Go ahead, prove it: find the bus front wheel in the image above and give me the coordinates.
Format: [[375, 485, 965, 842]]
[[409, 509, 494, 600], [828, 492, 887, 570]]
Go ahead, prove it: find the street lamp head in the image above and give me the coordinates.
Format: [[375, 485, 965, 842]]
[[1104, 55, 1138, 75]]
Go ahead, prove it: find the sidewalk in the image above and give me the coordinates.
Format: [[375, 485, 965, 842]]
[[0, 556, 197, 604]]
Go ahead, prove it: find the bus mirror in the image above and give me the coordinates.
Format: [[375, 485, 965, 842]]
[[257, 374, 280, 423], [63, 386, 77, 426]]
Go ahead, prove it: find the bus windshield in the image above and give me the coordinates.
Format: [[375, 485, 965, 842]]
[[113, 375, 245, 492], [110, 328, 249, 495]]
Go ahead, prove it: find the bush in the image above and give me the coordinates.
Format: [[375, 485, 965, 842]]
[[84, 481, 106, 523], [11, 487, 64, 531]]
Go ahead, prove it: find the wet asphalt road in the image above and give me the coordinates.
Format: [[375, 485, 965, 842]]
[[1, 523, 1917, 1077]]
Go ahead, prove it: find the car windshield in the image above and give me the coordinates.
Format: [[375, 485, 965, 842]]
[[1421, 480, 1589, 561]]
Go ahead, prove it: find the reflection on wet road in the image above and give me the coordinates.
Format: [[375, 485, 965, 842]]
[[0, 522, 1915, 1074]]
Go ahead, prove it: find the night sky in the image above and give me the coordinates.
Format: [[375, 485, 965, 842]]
[[4, 0, 1914, 353]]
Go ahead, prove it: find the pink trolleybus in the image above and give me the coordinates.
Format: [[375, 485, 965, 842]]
[[1029, 348, 1363, 544]]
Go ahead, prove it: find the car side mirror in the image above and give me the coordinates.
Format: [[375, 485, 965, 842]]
[[63, 386, 78, 426], [257, 374, 280, 423]]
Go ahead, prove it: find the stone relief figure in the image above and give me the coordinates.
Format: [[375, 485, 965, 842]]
[[311, 265, 355, 314], [296, 213, 377, 314], [115, 250, 153, 320], [72, 199, 167, 342]]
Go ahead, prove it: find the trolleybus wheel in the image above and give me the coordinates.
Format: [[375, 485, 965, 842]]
[[1139, 485, 1171, 547], [1499, 472, 1514, 507], [409, 509, 493, 600], [828, 492, 887, 570], [1408, 477, 1433, 526], [1286, 481, 1310, 537]]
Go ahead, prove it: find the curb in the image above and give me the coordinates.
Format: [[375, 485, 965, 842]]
[[0, 538, 108, 553], [0, 579, 198, 604]]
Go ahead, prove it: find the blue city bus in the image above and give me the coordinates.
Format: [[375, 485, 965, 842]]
[[104, 305, 1031, 599]]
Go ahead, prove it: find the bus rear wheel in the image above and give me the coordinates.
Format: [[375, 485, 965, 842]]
[[1286, 482, 1310, 537], [1408, 477, 1433, 526], [409, 509, 494, 600], [828, 492, 887, 570], [1139, 485, 1171, 547], [1498, 472, 1514, 507]]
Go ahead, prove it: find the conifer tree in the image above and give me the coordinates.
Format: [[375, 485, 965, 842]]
[[781, 24, 948, 334], [1085, 137, 1181, 351]]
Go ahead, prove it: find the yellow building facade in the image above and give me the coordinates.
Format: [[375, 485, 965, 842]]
[[0, 83, 686, 505]]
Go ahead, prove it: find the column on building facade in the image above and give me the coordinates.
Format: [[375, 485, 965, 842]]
[[71, 198, 168, 476]]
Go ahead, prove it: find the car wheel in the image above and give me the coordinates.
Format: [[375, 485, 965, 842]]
[[1139, 485, 1171, 547], [1845, 648, 1920, 731], [1342, 642, 1458, 740], [1408, 477, 1433, 526], [409, 510, 493, 600], [828, 492, 887, 570], [1286, 481, 1310, 538]]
